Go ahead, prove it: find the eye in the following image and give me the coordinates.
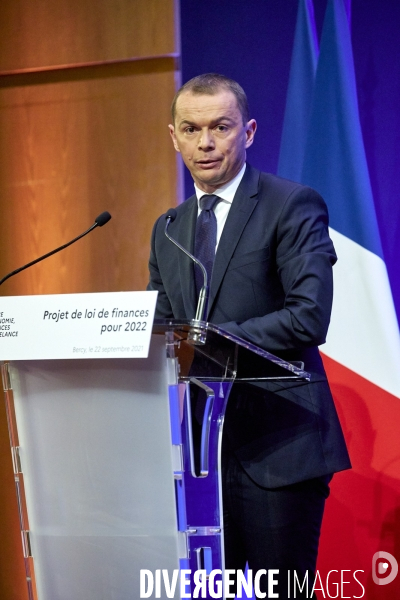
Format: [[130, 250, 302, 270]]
[[184, 126, 196, 134], [215, 124, 228, 132]]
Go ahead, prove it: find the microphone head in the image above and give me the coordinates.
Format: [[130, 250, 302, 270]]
[[165, 208, 177, 223], [95, 211, 112, 227]]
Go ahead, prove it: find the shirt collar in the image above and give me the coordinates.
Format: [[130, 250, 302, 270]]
[[194, 163, 247, 205]]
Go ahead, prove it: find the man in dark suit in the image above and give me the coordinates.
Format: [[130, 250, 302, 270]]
[[148, 74, 350, 598]]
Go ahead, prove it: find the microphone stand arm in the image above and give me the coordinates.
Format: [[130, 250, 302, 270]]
[[0, 222, 99, 287], [164, 217, 209, 341]]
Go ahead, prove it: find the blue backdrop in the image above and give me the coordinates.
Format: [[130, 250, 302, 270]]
[[180, 0, 400, 322]]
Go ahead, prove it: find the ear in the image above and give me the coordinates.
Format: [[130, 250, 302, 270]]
[[244, 119, 257, 149], [168, 124, 181, 153]]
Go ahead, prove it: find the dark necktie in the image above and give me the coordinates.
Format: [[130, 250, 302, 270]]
[[194, 194, 220, 297]]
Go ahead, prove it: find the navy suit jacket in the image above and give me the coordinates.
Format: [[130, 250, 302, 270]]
[[148, 164, 351, 487]]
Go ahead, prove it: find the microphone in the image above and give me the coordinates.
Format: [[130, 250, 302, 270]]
[[0, 211, 112, 287], [164, 209, 209, 343], [95, 211, 112, 227]]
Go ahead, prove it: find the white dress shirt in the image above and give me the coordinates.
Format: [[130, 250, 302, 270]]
[[194, 163, 246, 250]]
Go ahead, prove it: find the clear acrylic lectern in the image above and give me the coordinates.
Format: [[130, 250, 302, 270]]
[[2, 319, 309, 600]]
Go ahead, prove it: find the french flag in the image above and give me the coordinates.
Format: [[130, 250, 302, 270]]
[[278, 0, 400, 595]]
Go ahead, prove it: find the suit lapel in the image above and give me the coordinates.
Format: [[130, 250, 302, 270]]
[[208, 165, 260, 317], [177, 195, 198, 318]]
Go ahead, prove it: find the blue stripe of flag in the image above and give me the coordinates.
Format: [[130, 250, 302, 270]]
[[277, 0, 319, 183], [301, 0, 383, 258]]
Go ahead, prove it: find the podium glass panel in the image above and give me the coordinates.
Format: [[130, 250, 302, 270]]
[[3, 335, 180, 600], [153, 319, 310, 381], [151, 320, 309, 598]]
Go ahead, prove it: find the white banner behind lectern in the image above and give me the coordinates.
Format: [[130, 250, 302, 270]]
[[0, 291, 157, 360]]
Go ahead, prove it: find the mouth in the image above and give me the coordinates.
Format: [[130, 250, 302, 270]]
[[196, 159, 221, 169]]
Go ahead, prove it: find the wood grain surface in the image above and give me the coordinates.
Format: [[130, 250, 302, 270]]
[[0, 62, 180, 296], [0, 0, 176, 72]]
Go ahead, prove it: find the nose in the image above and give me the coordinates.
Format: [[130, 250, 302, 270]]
[[198, 129, 215, 151]]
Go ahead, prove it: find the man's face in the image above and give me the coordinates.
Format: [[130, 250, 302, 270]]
[[169, 89, 257, 193]]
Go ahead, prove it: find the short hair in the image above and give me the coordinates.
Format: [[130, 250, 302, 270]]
[[171, 73, 250, 124]]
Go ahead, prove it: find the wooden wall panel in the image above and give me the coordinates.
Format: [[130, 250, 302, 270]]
[[0, 62, 179, 296], [0, 0, 177, 72]]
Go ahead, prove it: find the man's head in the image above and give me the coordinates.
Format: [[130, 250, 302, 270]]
[[169, 74, 257, 193], [171, 73, 250, 125]]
